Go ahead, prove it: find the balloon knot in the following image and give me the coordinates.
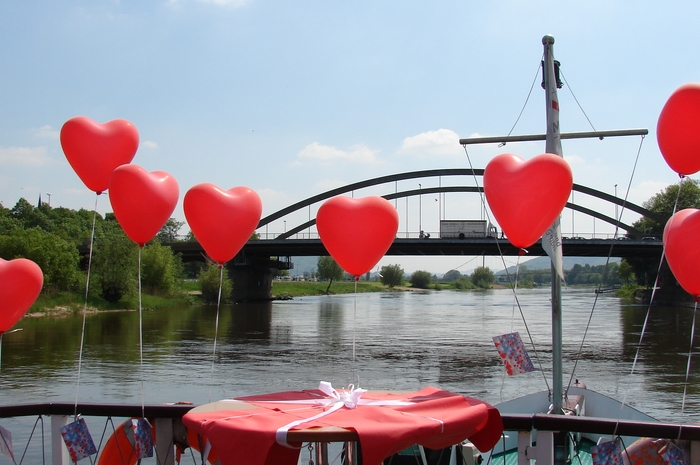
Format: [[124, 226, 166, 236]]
[[96, 191, 103, 195], [354, 276, 360, 282]]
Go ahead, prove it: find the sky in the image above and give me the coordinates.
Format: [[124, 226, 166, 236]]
[[1, 0, 698, 274]]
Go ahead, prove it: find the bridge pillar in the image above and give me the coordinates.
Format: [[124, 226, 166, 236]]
[[227, 256, 292, 302]]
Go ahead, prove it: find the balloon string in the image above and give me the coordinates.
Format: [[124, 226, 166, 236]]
[[681, 302, 698, 413], [138, 246, 145, 418], [74, 194, 99, 419], [209, 265, 224, 403], [353, 278, 357, 363]]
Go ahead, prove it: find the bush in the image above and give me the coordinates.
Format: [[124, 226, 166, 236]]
[[470, 266, 495, 289], [380, 264, 404, 288], [92, 222, 138, 302], [199, 264, 233, 304], [454, 277, 475, 289], [140, 241, 184, 295], [410, 270, 432, 289]]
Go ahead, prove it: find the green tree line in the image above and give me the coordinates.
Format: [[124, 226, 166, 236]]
[[0, 198, 195, 306]]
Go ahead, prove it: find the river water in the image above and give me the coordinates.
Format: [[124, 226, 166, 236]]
[[0, 287, 699, 461], [2, 287, 699, 421]]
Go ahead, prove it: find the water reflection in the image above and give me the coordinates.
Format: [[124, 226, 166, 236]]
[[0, 289, 698, 422]]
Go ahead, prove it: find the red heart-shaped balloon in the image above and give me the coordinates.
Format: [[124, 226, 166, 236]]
[[0, 258, 43, 333], [60, 116, 139, 194], [317, 196, 399, 277], [108, 165, 179, 246], [184, 184, 263, 264], [657, 83, 700, 176], [663, 209, 700, 296], [484, 153, 573, 249]]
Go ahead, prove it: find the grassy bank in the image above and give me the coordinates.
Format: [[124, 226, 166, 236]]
[[272, 280, 389, 298], [28, 290, 198, 315]]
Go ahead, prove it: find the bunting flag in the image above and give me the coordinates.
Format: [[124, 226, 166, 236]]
[[493, 332, 535, 375], [664, 442, 689, 465], [60, 417, 97, 462], [592, 438, 623, 465], [131, 418, 154, 459]]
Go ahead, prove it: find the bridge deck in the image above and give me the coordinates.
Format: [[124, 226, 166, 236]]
[[168, 238, 662, 262]]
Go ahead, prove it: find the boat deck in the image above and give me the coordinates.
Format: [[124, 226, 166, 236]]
[[489, 438, 595, 465]]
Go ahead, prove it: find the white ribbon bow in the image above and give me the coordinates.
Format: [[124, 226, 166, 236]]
[[275, 382, 367, 448]]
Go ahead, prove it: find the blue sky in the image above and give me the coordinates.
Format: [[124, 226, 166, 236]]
[[1, 0, 698, 273]]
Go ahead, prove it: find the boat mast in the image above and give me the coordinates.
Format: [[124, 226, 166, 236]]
[[542, 34, 564, 415]]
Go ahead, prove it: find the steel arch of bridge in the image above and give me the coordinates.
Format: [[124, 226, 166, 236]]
[[259, 169, 662, 239]]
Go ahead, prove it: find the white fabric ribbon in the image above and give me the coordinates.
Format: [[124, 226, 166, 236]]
[[210, 382, 445, 450], [275, 382, 367, 448]]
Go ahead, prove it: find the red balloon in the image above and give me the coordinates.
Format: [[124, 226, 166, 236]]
[[317, 196, 399, 277], [663, 209, 700, 296], [0, 258, 43, 333], [108, 165, 179, 246], [484, 153, 573, 249], [657, 83, 700, 176], [60, 116, 139, 194], [184, 184, 263, 264]]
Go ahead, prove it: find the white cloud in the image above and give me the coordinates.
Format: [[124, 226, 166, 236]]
[[142, 140, 158, 149], [628, 180, 671, 205], [34, 125, 59, 139], [398, 129, 462, 156], [314, 178, 346, 192], [297, 142, 379, 164], [0, 147, 52, 166], [564, 154, 585, 165]]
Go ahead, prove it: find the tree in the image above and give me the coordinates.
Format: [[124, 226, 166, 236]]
[[317, 256, 344, 294], [140, 241, 184, 295], [633, 179, 700, 236], [92, 221, 138, 302], [470, 266, 495, 288], [379, 264, 404, 288], [443, 270, 462, 282], [627, 181, 700, 287], [410, 270, 432, 289], [157, 218, 186, 243], [0, 227, 82, 293], [618, 259, 635, 284], [199, 263, 233, 303]]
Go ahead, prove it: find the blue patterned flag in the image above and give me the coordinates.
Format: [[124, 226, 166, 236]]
[[592, 438, 623, 465], [131, 418, 154, 459], [493, 332, 535, 375], [60, 417, 97, 462], [664, 443, 689, 465]]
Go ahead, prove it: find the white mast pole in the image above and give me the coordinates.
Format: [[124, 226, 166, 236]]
[[542, 34, 564, 415]]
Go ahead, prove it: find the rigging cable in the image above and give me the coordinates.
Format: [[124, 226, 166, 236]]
[[74, 194, 100, 419], [559, 69, 597, 133], [462, 144, 551, 398], [565, 134, 646, 394], [616, 149, 688, 440], [499, 56, 543, 145]]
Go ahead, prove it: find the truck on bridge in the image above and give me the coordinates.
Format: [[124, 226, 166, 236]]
[[439, 220, 498, 239]]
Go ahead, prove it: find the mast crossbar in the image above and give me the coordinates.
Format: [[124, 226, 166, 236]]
[[459, 128, 648, 146]]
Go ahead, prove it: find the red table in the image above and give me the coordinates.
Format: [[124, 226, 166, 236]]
[[183, 384, 503, 465]]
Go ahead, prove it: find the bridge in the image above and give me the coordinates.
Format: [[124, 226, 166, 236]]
[[166, 169, 664, 301]]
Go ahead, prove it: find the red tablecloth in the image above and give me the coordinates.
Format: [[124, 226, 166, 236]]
[[182, 385, 503, 465]]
